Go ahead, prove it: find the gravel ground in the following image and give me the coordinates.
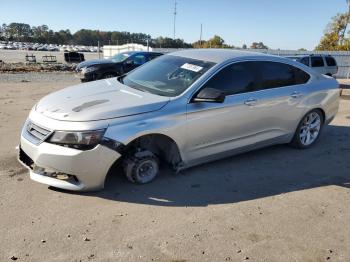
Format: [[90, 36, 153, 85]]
[[0, 73, 350, 262]]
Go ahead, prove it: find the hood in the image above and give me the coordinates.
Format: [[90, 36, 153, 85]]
[[76, 59, 117, 69], [35, 78, 170, 121]]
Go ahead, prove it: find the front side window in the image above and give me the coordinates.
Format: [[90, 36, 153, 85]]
[[122, 55, 215, 97], [311, 56, 324, 67], [202, 62, 257, 95]]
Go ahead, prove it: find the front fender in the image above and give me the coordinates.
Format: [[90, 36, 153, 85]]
[[103, 106, 187, 159]]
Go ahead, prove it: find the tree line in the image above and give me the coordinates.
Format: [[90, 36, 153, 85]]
[[0, 22, 270, 50], [316, 0, 350, 50], [0, 22, 192, 48]]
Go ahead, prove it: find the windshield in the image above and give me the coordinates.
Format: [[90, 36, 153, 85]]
[[111, 53, 130, 63], [122, 55, 215, 97]]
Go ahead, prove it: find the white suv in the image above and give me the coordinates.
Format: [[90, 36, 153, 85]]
[[287, 55, 338, 77]]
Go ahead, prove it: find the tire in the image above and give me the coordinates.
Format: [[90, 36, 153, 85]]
[[123, 151, 159, 184], [290, 109, 324, 149]]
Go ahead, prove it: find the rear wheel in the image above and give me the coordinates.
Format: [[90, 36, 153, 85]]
[[123, 151, 159, 184], [290, 109, 324, 149]]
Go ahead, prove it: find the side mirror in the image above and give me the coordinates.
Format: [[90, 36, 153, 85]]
[[193, 87, 226, 103]]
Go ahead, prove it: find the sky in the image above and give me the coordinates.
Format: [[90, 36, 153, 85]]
[[0, 0, 347, 50]]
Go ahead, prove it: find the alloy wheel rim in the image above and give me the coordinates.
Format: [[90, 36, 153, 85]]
[[299, 112, 321, 146]]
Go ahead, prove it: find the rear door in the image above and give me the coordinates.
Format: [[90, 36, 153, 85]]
[[251, 61, 311, 139]]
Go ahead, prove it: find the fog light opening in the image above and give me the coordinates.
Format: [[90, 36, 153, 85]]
[[33, 165, 79, 183]]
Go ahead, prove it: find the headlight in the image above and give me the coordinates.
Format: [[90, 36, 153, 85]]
[[48, 129, 106, 150], [82, 66, 98, 74]]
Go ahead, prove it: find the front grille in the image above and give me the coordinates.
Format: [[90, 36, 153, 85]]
[[26, 121, 52, 143]]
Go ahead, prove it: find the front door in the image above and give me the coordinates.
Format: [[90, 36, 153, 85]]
[[185, 61, 263, 163]]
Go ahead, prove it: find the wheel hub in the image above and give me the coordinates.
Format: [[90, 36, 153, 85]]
[[136, 159, 158, 183]]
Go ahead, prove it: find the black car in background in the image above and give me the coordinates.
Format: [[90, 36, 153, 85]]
[[75, 51, 163, 82], [65, 52, 85, 63]]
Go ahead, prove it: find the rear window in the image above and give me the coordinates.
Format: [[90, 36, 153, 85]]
[[325, 56, 337, 67], [311, 56, 324, 67]]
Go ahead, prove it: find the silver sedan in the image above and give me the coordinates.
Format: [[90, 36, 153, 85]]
[[19, 49, 340, 191]]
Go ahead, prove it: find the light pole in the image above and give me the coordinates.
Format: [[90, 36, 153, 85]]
[[199, 23, 202, 47], [173, 0, 177, 39]]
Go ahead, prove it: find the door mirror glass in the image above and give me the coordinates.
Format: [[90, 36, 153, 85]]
[[193, 87, 225, 103]]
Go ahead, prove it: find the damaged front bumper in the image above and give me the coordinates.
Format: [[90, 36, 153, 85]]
[[18, 131, 121, 191]]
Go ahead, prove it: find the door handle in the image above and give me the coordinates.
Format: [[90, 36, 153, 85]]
[[290, 91, 303, 99], [244, 98, 257, 106]]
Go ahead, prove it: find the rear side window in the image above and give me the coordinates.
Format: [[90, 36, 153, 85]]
[[204, 62, 257, 95], [294, 67, 310, 84], [255, 61, 310, 90], [325, 56, 337, 67], [256, 61, 295, 89], [311, 56, 324, 67]]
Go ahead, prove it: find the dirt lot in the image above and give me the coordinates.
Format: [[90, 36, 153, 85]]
[[0, 73, 350, 262]]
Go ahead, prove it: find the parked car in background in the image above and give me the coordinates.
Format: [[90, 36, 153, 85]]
[[64, 52, 85, 63], [75, 51, 163, 82], [18, 49, 340, 191], [286, 55, 338, 77], [0, 41, 101, 52]]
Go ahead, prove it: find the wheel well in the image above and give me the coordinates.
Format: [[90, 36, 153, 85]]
[[124, 134, 182, 169], [314, 108, 326, 123]]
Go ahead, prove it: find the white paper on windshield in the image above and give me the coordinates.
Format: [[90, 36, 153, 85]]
[[181, 63, 203, 72]]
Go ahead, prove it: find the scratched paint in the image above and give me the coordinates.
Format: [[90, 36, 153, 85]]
[[72, 99, 109, 112]]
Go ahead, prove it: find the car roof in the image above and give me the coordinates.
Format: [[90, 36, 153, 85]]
[[122, 51, 162, 55], [287, 54, 335, 58], [170, 49, 271, 63]]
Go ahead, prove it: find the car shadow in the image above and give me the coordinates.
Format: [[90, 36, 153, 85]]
[[51, 124, 350, 206]]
